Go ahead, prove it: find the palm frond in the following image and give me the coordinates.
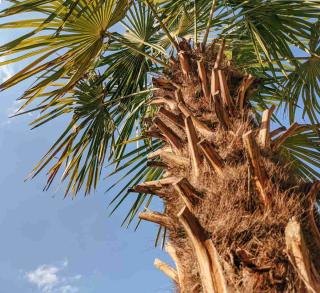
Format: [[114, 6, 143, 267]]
[[280, 126, 320, 181], [1, 0, 320, 230], [27, 76, 115, 195], [0, 0, 130, 108]]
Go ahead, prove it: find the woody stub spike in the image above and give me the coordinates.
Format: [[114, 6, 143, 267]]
[[147, 147, 173, 159], [185, 116, 201, 177], [178, 206, 228, 293], [213, 39, 233, 110], [210, 66, 220, 108], [129, 185, 167, 198], [154, 117, 183, 150], [174, 178, 201, 212], [210, 40, 231, 129], [147, 160, 168, 168], [238, 74, 255, 112], [270, 126, 286, 138], [132, 177, 180, 198], [204, 239, 229, 293], [166, 243, 187, 293], [179, 50, 191, 77], [198, 140, 224, 176], [285, 218, 320, 293], [272, 122, 300, 151], [139, 211, 175, 230], [214, 39, 225, 70], [177, 101, 213, 137], [258, 105, 276, 149], [211, 89, 230, 130], [197, 55, 211, 101], [149, 97, 178, 112], [305, 182, 320, 251], [218, 69, 233, 110], [178, 206, 215, 293], [159, 107, 185, 129], [137, 177, 178, 188], [148, 150, 189, 168], [154, 258, 179, 283], [243, 131, 269, 206]]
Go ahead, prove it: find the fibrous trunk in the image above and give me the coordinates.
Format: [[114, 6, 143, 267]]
[[134, 39, 320, 292]]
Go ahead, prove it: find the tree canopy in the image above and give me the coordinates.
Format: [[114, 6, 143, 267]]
[[1, 0, 320, 226]]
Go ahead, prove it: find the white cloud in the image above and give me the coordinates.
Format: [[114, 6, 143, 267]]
[[0, 56, 19, 126], [4, 99, 33, 127], [25, 260, 81, 293], [7, 100, 23, 117], [62, 259, 69, 268], [0, 57, 14, 84], [26, 265, 59, 292], [59, 285, 79, 293], [1, 100, 30, 128]]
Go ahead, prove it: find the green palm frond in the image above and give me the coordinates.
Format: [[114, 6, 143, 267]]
[[107, 139, 164, 226], [2, 1, 165, 196], [26, 76, 115, 195], [98, 3, 165, 165], [216, 1, 318, 61], [0, 0, 130, 107], [281, 57, 320, 124], [1, 0, 320, 228], [157, 0, 214, 44], [280, 125, 320, 181]]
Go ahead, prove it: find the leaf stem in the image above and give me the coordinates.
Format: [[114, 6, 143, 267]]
[[194, 0, 198, 44], [203, 0, 218, 47], [112, 35, 169, 68], [145, 0, 179, 51]]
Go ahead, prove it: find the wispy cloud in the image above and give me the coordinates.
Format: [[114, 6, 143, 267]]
[[59, 285, 79, 293], [25, 260, 81, 293], [27, 264, 59, 292], [0, 56, 18, 126], [7, 100, 24, 117], [1, 99, 28, 128], [0, 57, 14, 84]]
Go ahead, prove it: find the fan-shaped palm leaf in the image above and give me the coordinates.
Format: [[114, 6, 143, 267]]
[[1, 0, 320, 228], [0, 0, 130, 109]]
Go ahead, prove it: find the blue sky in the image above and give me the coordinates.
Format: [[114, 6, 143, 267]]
[[0, 1, 172, 292], [0, 1, 316, 292]]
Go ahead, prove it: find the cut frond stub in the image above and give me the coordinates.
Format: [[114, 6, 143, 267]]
[[285, 218, 320, 293]]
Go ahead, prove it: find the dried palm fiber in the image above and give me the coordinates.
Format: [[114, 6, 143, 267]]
[[134, 39, 320, 293]]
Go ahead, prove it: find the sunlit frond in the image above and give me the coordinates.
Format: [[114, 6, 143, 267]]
[[0, 0, 130, 107], [281, 125, 320, 181], [1, 0, 320, 228]]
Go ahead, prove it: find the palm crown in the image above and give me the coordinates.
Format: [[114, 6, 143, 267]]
[[1, 0, 320, 227]]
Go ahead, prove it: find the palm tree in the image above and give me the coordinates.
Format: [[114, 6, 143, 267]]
[[1, 0, 320, 291]]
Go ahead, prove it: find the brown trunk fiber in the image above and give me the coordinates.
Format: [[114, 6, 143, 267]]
[[133, 40, 320, 292]]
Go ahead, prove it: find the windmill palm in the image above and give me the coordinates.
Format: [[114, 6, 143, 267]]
[[1, 0, 320, 291]]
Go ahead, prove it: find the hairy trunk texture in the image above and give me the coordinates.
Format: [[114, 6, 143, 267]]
[[134, 40, 320, 292]]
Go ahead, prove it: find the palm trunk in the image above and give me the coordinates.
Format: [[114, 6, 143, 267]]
[[135, 40, 320, 292]]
